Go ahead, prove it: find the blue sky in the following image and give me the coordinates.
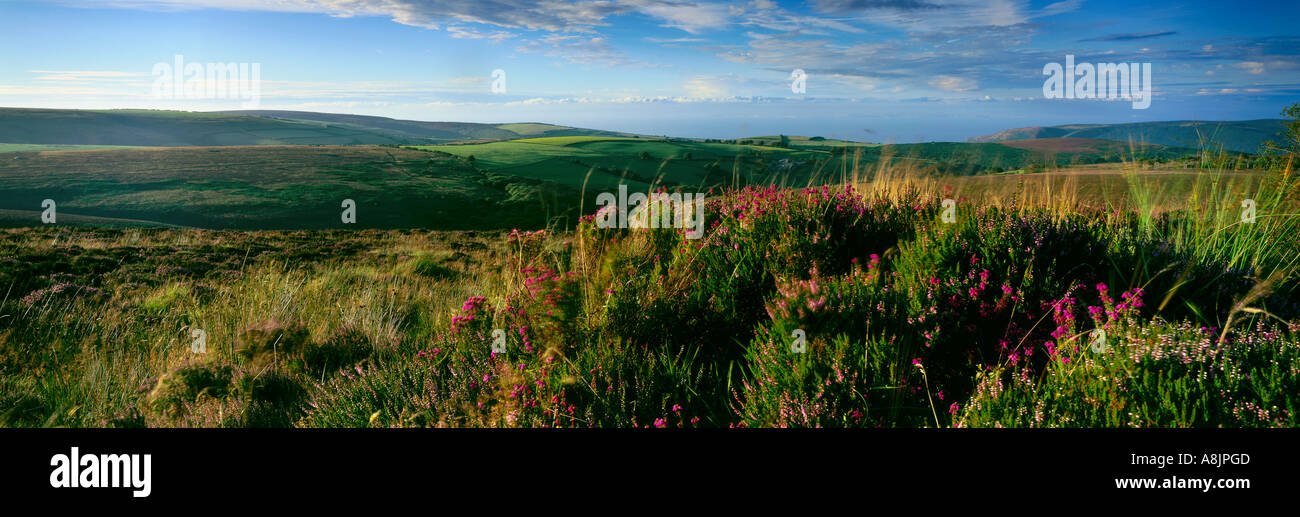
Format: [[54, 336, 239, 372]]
[[1, 0, 1297, 142]]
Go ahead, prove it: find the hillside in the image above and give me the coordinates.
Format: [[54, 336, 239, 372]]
[[0, 145, 557, 229], [219, 110, 635, 142], [967, 119, 1284, 154], [0, 108, 633, 147]]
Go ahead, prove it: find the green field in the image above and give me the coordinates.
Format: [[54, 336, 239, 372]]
[[0, 106, 1296, 431], [1, 161, 1296, 429], [0, 145, 558, 229], [411, 137, 828, 197], [0, 134, 1230, 232]]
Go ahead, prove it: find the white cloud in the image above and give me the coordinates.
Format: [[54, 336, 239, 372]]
[[928, 74, 977, 91], [683, 75, 728, 98], [446, 26, 515, 42], [516, 34, 655, 67], [1235, 61, 1265, 74]]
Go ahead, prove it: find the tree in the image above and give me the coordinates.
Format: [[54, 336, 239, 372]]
[[779, 134, 790, 148], [1261, 102, 1300, 161]]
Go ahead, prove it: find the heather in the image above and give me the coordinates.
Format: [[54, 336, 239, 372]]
[[1, 164, 1298, 427]]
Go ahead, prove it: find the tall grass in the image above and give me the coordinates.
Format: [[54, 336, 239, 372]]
[[2, 144, 1297, 428]]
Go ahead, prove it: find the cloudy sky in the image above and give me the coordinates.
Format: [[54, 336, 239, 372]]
[[1, 0, 1297, 141]]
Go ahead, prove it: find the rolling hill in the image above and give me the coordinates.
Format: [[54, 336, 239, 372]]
[[967, 119, 1284, 154], [0, 108, 634, 147], [0, 145, 554, 229], [218, 110, 636, 142]]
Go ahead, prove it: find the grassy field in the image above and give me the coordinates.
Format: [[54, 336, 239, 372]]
[[0, 145, 558, 229], [415, 135, 1206, 186], [1, 153, 1296, 427], [0, 136, 1244, 233], [2, 111, 1295, 428]]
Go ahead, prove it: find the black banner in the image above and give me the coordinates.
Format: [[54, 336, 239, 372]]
[[1, 428, 1292, 507]]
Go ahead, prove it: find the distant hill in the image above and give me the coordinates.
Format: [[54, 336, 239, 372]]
[[968, 120, 1285, 154], [0, 108, 632, 147], [730, 137, 1198, 174], [218, 110, 634, 142]]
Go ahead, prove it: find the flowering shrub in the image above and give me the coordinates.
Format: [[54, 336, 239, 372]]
[[7, 183, 1295, 428], [20, 283, 109, 306], [739, 266, 925, 427], [958, 319, 1300, 427]]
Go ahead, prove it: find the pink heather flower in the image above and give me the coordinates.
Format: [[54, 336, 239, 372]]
[[672, 404, 682, 412], [949, 402, 960, 415], [654, 418, 667, 428], [912, 358, 923, 368]]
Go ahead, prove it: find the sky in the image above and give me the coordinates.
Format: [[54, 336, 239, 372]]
[[0, 0, 1297, 142]]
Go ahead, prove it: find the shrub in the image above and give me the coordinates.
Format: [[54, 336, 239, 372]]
[[145, 363, 236, 418], [958, 319, 1300, 427], [235, 319, 312, 367], [302, 325, 374, 375]]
